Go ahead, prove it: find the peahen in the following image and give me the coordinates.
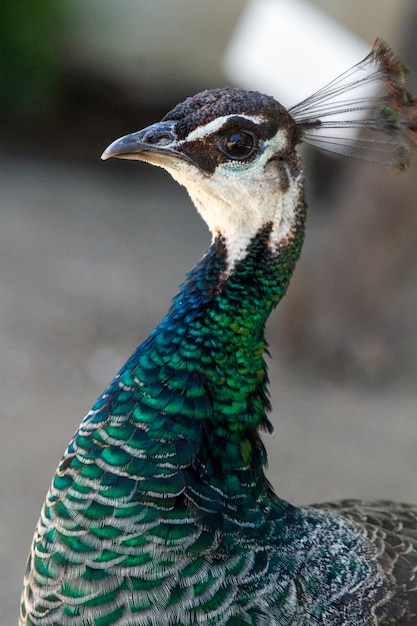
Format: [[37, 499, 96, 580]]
[[20, 40, 417, 626]]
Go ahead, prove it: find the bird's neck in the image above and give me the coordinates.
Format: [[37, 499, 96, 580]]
[[163, 192, 306, 425], [128, 194, 304, 426], [84, 197, 306, 530], [137, 198, 301, 420]]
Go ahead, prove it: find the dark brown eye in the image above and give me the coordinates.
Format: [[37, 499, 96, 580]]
[[222, 131, 255, 160]]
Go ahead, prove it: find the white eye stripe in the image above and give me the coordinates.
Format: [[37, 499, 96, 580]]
[[185, 114, 265, 142]]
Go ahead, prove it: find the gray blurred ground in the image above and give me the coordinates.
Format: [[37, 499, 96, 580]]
[[1, 153, 416, 624]]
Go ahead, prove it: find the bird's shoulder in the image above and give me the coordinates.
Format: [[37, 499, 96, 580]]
[[310, 499, 417, 624]]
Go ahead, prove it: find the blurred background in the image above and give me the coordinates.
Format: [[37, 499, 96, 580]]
[[1, 1, 416, 622]]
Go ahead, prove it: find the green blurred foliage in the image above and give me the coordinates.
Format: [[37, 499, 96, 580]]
[[0, 1, 67, 122]]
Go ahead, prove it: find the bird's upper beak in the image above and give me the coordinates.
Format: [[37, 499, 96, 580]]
[[101, 120, 188, 165]]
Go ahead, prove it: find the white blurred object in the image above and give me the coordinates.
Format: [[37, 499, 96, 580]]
[[224, 0, 371, 108]]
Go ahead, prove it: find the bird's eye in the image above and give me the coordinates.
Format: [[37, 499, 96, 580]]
[[221, 132, 255, 160]]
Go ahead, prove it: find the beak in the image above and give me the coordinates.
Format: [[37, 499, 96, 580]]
[[101, 120, 188, 164]]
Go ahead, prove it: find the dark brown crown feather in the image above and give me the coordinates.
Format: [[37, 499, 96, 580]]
[[163, 88, 298, 142]]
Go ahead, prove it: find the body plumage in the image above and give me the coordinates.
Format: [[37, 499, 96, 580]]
[[20, 41, 417, 626]]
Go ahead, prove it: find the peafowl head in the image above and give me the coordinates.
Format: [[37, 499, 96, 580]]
[[102, 39, 417, 271], [102, 88, 304, 270]]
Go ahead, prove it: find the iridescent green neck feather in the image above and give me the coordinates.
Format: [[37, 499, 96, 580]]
[[77, 198, 306, 530]]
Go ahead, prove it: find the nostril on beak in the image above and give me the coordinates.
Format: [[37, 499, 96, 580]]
[[141, 122, 177, 146], [145, 132, 174, 145]]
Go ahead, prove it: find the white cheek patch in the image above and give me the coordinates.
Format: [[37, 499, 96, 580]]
[[155, 127, 302, 275], [268, 172, 303, 253], [261, 128, 289, 161]]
